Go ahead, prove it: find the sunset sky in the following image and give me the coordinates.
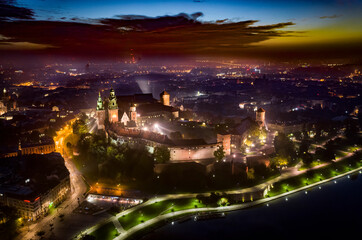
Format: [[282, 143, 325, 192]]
[[1, 0, 362, 62]]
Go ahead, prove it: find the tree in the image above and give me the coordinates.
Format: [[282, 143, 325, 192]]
[[247, 168, 255, 180], [344, 119, 359, 141], [36, 231, 45, 239], [245, 139, 253, 147], [154, 146, 170, 164], [239, 145, 246, 154], [301, 152, 314, 165], [259, 128, 268, 140], [214, 145, 225, 162], [248, 124, 261, 138], [274, 133, 296, 160], [299, 139, 311, 156], [81, 235, 96, 240], [271, 155, 289, 168], [72, 119, 88, 135], [294, 131, 302, 140]]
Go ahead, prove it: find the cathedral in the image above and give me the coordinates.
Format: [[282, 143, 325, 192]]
[[96, 88, 178, 130]]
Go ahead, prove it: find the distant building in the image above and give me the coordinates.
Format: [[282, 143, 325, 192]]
[[0, 153, 70, 220], [256, 108, 265, 127], [268, 122, 304, 134], [0, 137, 55, 158], [52, 106, 59, 112], [1, 88, 17, 112]]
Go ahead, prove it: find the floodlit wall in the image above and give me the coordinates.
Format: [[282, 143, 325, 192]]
[[170, 144, 219, 161]]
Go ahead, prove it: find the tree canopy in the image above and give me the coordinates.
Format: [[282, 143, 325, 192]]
[[154, 146, 171, 164], [214, 145, 225, 162]]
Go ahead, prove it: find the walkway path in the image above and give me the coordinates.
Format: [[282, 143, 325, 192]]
[[112, 219, 126, 234]]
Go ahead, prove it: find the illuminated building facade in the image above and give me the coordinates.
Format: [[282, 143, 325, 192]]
[[217, 133, 231, 156], [0, 138, 55, 158], [96, 89, 179, 129], [108, 125, 221, 162], [160, 90, 170, 106], [108, 88, 119, 123], [96, 92, 106, 129], [0, 153, 70, 220]]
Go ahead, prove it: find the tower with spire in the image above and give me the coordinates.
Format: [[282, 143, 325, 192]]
[[130, 104, 137, 123], [108, 88, 119, 123], [160, 90, 170, 106], [256, 108, 265, 128], [96, 92, 106, 129]]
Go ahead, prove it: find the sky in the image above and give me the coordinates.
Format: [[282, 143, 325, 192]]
[[0, 0, 362, 62]]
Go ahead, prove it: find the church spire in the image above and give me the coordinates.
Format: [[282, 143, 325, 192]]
[[108, 88, 118, 110], [96, 92, 104, 110]]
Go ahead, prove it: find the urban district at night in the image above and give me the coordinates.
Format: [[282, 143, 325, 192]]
[[0, 1, 361, 240]]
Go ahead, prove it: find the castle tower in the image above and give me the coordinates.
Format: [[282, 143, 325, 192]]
[[256, 108, 265, 127], [130, 104, 137, 123], [160, 91, 170, 106], [108, 88, 119, 123], [96, 92, 105, 129]]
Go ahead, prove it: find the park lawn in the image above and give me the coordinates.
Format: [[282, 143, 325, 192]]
[[335, 150, 348, 158], [118, 198, 205, 230], [298, 161, 322, 171], [268, 153, 362, 197], [90, 222, 118, 240], [162, 198, 206, 214], [347, 145, 361, 152]]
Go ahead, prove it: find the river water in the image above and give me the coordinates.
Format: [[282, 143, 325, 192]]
[[143, 173, 362, 240]]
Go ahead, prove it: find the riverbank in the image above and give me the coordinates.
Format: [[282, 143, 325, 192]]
[[115, 165, 362, 240]]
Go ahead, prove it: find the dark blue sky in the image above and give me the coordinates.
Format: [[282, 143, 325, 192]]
[[18, 0, 360, 25]]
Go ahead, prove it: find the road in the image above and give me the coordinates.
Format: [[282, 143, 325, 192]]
[[17, 121, 88, 240]]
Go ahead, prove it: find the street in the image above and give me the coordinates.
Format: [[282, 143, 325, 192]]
[[16, 122, 88, 240]]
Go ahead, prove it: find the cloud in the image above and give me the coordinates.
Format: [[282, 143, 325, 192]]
[[0, 0, 34, 21], [320, 14, 342, 19], [0, 8, 299, 60]]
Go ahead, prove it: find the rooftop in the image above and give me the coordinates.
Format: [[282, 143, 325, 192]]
[[0, 152, 69, 201]]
